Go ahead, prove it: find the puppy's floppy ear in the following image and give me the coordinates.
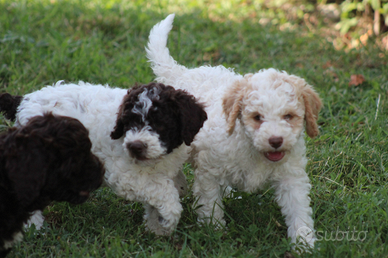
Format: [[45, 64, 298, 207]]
[[6, 138, 48, 208], [110, 116, 125, 140], [175, 90, 207, 145], [222, 78, 247, 135], [302, 84, 322, 138], [110, 92, 130, 140], [111, 86, 144, 140]]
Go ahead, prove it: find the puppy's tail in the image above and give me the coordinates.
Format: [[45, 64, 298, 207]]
[[146, 14, 188, 84], [0, 93, 23, 121]]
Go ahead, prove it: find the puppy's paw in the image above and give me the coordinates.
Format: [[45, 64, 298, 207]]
[[25, 210, 44, 230], [145, 217, 172, 236], [293, 226, 316, 253]]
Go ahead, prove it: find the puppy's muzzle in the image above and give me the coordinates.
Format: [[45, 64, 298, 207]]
[[265, 136, 286, 162], [127, 140, 148, 160], [269, 136, 283, 149]]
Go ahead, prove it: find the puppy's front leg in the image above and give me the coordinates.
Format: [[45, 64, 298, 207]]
[[143, 176, 182, 235], [271, 172, 316, 249], [106, 172, 182, 235]]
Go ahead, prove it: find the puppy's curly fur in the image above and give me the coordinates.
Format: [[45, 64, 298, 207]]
[[147, 14, 323, 249], [0, 82, 206, 236], [0, 94, 22, 121], [0, 113, 104, 257]]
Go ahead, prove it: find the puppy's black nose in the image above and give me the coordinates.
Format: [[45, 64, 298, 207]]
[[127, 140, 148, 159], [269, 136, 283, 149]]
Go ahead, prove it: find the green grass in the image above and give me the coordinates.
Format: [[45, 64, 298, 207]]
[[1, 0, 387, 257]]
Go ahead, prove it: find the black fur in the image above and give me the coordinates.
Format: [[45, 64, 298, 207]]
[[0, 93, 23, 121], [0, 113, 104, 256], [111, 82, 207, 153]]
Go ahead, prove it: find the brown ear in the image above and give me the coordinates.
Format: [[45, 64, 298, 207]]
[[302, 85, 322, 138], [222, 79, 247, 135], [176, 90, 207, 145], [110, 116, 125, 140], [0, 93, 23, 121], [110, 91, 130, 140]]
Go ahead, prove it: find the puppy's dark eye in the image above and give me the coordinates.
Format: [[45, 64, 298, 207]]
[[253, 114, 261, 121], [284, 114, 293, 120]]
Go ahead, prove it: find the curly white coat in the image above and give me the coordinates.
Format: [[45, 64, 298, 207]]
[[146, 14, 323, 248]]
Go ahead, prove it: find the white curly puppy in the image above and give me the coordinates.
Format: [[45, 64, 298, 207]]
[[0, 81, 207, 236], [146, 14, 322, 248]]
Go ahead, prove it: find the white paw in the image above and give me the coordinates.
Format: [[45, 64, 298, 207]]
[[25, 210, 45, 230], [144, 206, 177, 236], [145, 217, 173, 236], [294, 226, 316, 252]]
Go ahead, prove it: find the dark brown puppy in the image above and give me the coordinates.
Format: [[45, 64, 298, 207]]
[[0, 113, 104, 257]]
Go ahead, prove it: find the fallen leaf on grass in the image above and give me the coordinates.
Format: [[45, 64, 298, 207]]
[[348, 74, 365, 86]]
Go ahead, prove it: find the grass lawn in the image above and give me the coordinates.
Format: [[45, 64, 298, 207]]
[[1, 0, 387, 257]]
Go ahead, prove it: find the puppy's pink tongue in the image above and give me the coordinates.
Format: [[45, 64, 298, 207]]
[[264, 151, 285, 162]]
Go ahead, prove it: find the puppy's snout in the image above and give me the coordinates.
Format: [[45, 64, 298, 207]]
[[269, 136, 283, 149], [127, 140, 148, 159]]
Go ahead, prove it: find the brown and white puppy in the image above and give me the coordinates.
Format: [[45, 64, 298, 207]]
[[0, 82, 206, 236], [147, 14, 322, 250]]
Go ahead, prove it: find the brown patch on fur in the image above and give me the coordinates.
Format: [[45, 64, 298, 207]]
[[283, 74, 322, 138], [0, 93, 23, 121], [285, 114, 304, 135], [110, 82, 207, 151], [244, 113, 264, 132], [302, 86, 323, 138], [110, 83, 143, 140], [222, 79, 248, 135]]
